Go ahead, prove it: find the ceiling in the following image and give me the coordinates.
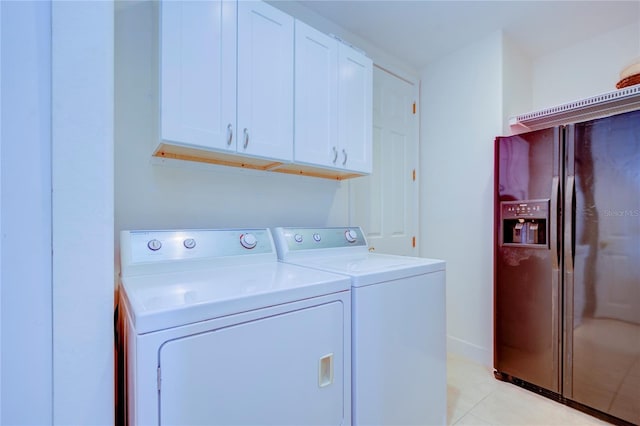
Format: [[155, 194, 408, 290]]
[[295, 1, 640, 70]]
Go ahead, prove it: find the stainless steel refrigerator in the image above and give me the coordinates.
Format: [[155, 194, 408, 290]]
[[494, 109, 640, 425]]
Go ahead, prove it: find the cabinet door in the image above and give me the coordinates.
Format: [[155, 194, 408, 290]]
[[338, 44, 373, 173], [159, 302, 346, 425], [238, 1, 294, 162], [294, 21, 338, 168], [160, 0, 236, 151]]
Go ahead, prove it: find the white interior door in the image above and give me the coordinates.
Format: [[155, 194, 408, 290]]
[[350, 66, 419, 255]]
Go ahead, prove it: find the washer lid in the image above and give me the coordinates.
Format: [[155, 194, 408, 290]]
[[120, 262, 350, 334], [285, 253, 446, 287]]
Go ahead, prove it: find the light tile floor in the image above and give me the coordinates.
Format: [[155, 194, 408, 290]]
[[447, 353, 612, 425]]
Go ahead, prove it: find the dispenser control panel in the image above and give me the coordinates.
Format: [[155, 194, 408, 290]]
[[500, 199, 549, 248]]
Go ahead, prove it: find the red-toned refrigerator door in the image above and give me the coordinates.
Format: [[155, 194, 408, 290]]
[[494, 127, 562, 393], [564, 110, 640, 425]]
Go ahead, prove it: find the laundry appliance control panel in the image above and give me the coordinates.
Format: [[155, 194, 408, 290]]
[[120, 228, 275, 275], [274, 227, 367, 251]]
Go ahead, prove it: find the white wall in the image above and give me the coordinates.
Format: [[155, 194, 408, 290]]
[[532, 22, 640, 110], [0, 3, 3, 420], [51, 1, 114, 424], [1, 4, 115, 422], [420, 31, 504, 366], [0, 2, 53, 423], [115, 1, 350, 265], [268, 1, 419, 82], [502, 35, 532, 135]]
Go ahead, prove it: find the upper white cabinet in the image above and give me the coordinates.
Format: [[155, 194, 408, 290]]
[[157, 0, 293, 167], [293, 21, 372, 176], [159, 0, 236, 152], [155, 0, 370, 179], [337, 44, 372, 174], [237, 2, 294, 162], [293, 21, 338, 169]]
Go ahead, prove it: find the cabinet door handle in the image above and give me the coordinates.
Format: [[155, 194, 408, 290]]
[[332, 147, 338, 164], [243, 128, 249, 149], [226, 124, 233, 146], [342, 149, 347, 166]]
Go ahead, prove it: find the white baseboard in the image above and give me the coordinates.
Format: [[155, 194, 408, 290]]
[[447, 335, 493, 367]]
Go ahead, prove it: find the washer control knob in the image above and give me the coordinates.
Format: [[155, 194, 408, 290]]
[[183, 238, 196, 249], [147, 239, 162, 251], [240, 233, 257, 249], [313, 233, 321, 242], [345, 229, 358, 243], [294, 234, 303, 243]]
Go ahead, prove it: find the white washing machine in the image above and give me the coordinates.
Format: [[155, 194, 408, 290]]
[[272, 227, 447, 426], [117, 228, 352, 426]]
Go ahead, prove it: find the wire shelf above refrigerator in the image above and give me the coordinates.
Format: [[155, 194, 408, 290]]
[[509, 84, 640, 131]]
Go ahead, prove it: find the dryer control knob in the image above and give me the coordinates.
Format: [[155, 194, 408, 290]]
[[183, 238, 196, 249], [240, 233, 257, 249], [313, 233, 321, 242], [294, 234, 303, 243], [147, 239, 162, 251], [345, 229, 358, 243]]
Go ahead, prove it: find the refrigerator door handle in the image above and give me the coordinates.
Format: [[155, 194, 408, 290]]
[[550, 175, 563, 391], [563, 173, 576, 398], [550, 176, 560, 270], [564, 175, 575, 272]]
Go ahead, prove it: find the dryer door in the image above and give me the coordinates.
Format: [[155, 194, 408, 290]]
[[158, 301, 346, 425]]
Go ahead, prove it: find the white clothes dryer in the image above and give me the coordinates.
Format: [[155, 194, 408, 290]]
[[272, 227, 446, 426], [117, 228, 351, 426]]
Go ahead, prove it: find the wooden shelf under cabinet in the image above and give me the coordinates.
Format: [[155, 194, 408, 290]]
[[153, 144, 366, 181]]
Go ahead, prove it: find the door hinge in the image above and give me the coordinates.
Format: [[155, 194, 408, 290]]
[[412, 236, 416, 248], [412, 169, 416, 181], [412, 102, 416, 114], [157, 366, 161, 391]]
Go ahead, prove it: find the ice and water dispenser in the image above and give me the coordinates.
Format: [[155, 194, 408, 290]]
[[500, 200, 549, 247]]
